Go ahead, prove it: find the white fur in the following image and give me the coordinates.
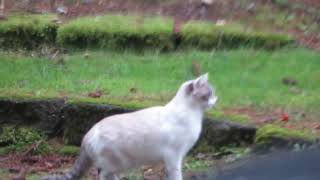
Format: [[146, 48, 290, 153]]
[[202, 0, 214, 5], [208, 96, 218, 108], [81, 74, 218, 180]]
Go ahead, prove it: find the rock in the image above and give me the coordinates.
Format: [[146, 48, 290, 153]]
[[253, 124, 316, 153], [193, 118, 256, 152], [282, 77, 298, 86], [0, 99, 64, 136], [0, 99, 133, 144], [204, 118, 256, 146], [0, 99, 256, 150], [61, 103, 133, 145]]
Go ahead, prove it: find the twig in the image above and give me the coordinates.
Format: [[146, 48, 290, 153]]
[[22, 140, 42, 157]]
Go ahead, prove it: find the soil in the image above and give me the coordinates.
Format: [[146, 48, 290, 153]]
[[0, 151, 211, 180], [0, 153, 75, 174]]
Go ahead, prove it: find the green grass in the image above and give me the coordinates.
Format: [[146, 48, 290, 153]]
[[0, 48, 319, 115], [208, 111, 251, 124]]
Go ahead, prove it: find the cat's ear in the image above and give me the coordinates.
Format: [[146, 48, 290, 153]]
[[195, 73, 209, 86], [200, 73, 209, 82], [186, 82, 194, 94]]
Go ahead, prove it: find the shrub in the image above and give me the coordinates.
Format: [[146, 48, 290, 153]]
[[0, 126, 51, 155], [0, 14, 58, 49], [180, 21, 294, 49], [57, 15, 174, 50], [0, 14, 295, 51]]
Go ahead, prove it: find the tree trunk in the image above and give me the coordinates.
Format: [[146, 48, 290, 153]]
[[50, 0, 56, 12], [0, 0, 5, 17], [27, 0, 36, 12]]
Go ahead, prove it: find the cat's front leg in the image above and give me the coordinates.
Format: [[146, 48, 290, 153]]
[[164, 154, 183, 180]]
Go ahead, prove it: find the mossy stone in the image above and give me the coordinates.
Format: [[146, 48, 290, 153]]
[[254, 124, 316, 152]]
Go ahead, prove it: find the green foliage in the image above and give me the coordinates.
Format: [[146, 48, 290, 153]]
[[0, 170, 10, 180], [184, 157, 213, 171], [218, 146, 251, 163], [255, 124, 315, 145], [57, 15, 174, 50], [0, 14, 58, 49], [192, 139, 215, 154], [0, 146, 13, 156], [180, 21, 294, 49], [274, 0, 289, 7], [0, 126, 51, 155], [58, 145, 80, 156]]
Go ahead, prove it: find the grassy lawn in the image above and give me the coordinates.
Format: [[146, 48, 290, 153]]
[[0, 48, 319, 115]]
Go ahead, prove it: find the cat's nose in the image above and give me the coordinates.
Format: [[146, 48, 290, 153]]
[[208, 96, 218, 108]]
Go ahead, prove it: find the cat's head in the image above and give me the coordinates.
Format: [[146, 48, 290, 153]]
[[183, 73, 218, 110]]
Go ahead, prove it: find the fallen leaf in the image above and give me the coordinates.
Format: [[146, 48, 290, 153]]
[[282, 77, 298, 86], [88, 90, 103, 98], [281, 113, 289, 122], [314, 124, 320, 130]]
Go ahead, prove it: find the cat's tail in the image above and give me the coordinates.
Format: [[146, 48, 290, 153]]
[[41, 147, 92, 180]]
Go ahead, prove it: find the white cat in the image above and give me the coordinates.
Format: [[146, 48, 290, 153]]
[[42, 73, 218, 180]]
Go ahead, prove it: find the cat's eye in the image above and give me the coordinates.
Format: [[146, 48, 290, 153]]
[[201, 95, 209, 101], [200, 91, 212, 101]]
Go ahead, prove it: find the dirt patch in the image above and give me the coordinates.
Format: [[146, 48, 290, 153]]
[[0, 153, 75, 175], [292, 29, 320, 50], [0, 152, 211, 180]]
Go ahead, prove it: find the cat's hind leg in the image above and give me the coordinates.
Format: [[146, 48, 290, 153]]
[[98, 169, 119, 180]]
